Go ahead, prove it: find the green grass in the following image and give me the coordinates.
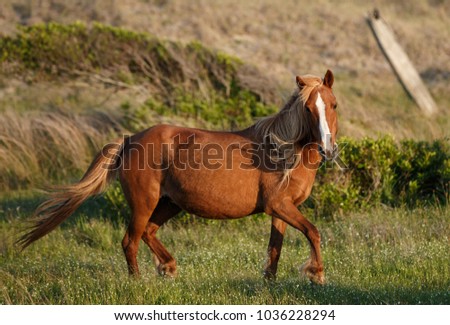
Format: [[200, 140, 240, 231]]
[[1, 193, 448, 304]]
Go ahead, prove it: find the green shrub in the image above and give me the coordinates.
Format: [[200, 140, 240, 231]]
[[393, 140, 449, 205], [307, 136, 449, 218], [0, 22, 278, 108], [103, 181, 129, 223], [120, 90, 278, 132]]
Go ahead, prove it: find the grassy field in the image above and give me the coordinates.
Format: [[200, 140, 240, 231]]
[[1, 192, 448, 305]]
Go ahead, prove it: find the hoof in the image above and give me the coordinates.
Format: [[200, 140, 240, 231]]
[[263, 270, 277, 281], [157, 263, 177, 278], [300, 260, 325, 285]]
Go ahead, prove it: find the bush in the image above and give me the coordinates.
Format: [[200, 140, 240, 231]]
[[121, 90, 278, 132], [0, 22, 279, 108], [307, 136, 449, 217], [393, 139, 449, 205]]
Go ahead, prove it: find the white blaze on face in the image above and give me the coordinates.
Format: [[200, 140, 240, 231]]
[[316, 93, 331, 152]]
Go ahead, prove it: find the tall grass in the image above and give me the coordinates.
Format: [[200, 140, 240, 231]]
[[0, 110, 120, 190]]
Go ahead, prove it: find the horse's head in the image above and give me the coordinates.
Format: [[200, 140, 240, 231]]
[[296, 70, 338, 160]]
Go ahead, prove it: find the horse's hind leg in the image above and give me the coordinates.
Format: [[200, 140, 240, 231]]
[[122, 197, 158, 275], [142, 197, 181, 277], [264, 217, 287, 280], [121, 175, 160, 276]]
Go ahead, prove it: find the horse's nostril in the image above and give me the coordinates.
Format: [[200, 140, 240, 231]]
[[318, 145, 333, 161], [319, 145, 325, 156]]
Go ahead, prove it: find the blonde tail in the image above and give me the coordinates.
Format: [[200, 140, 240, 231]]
[[17, 138, 124, 249]]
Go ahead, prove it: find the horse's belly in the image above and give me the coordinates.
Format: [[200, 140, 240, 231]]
[[163, 169, 260, 219]]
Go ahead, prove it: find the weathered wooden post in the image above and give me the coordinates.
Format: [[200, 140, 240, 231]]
[[367, 9, 438, 116]]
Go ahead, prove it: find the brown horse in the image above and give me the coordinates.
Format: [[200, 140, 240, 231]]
[[18, 70, 338, 284]]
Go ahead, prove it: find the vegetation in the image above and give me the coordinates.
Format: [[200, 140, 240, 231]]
[[0, 22, 279, 107], [0, 110, 119, 191], [3, 0, 448, 139], [1, 197, 448, 304], [309, 137, 449, 217]]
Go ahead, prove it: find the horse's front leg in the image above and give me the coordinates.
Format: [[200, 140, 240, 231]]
[[267, 199, 325, 285], [264, 217, 287, 280]]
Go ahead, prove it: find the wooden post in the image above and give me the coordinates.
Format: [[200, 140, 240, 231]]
[[367, 9, 438, 116]]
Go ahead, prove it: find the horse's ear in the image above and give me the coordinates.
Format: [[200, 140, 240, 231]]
[[296, 76, 306, 89], [324, 69, 334, 88]]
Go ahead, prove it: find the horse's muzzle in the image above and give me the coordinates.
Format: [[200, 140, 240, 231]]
[[319, 143, 338, 161]]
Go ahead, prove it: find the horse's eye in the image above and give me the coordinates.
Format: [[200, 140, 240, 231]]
[[333, 104, 338, 110]]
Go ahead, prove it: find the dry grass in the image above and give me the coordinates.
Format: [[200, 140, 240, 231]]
[[0, 95, 224, 191], [0, 110, 120, 190], [0, 0, 448, 139]]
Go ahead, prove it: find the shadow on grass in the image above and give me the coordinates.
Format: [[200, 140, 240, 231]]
[[0, 191, 126, 225], [216, 277, 449, 305], [0, 192, 42, 220], [0, 192, 126, 256]]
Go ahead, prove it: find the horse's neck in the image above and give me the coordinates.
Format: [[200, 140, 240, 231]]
[[291, 144, 322, 179]]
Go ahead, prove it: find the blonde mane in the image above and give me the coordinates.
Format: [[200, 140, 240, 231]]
[[254, 75, 323, 184]]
